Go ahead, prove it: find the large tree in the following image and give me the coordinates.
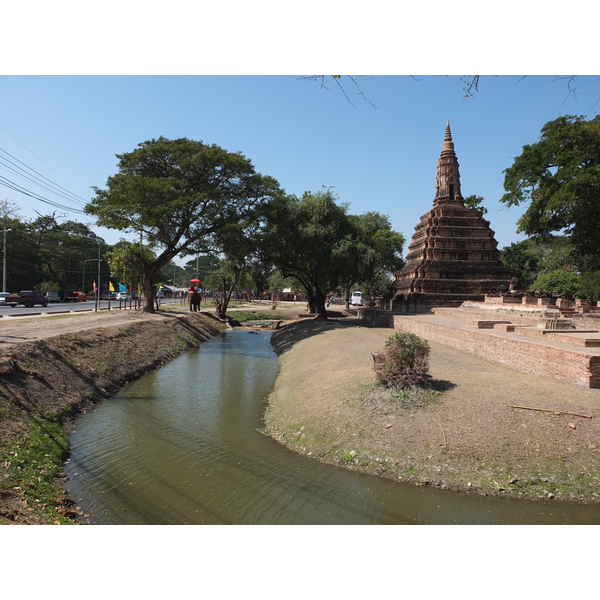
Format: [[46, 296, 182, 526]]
[[501, 115, 600, 265], [258, 189, 353, 318], [86, 137, 280, 312], [340, 212, 404, 307]]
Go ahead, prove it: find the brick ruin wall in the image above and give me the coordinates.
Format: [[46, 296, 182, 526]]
[[390, 314, 600, 388]]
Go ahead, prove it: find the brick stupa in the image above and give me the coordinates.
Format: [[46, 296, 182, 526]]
[[391, 122, 516, 309]]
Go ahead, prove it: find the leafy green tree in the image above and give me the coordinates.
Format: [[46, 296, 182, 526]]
[[1, 217, 38, 292], [342, 212, 404, 307], [576, 271, 600, 302], [501, 115, 600, 264], [28, 216, 107, 292], [463, 194, 488, 215], [107, 241, 156, 294], [532, 269, 580, 299], [500, 240, 540, 289], [86, 137, 280, 312], [257, 189, 353, 318]]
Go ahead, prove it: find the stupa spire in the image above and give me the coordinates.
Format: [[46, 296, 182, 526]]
[[435, 121, 463, 205]]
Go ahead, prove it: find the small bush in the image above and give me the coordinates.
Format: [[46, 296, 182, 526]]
[[373, 332, 430, 388]]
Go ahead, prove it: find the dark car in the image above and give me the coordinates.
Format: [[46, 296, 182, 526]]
[[59, 290, 79, 302], [5, 290, 48, 308]]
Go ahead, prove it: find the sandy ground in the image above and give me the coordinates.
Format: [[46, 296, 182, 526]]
[[265, 315, 600, 503]]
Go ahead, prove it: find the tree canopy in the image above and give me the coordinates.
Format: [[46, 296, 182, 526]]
[[86, 137, 280, 312], [501, 115, 600, 264], [257, 189, 404, 318]]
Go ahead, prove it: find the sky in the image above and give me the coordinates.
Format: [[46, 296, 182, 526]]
[[1, 74, 599, 264]]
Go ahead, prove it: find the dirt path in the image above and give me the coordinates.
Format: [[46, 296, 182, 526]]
[[266, 317, 600, 503], [0, 307, 188, 349]]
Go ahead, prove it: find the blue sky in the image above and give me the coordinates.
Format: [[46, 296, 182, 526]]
[[1, 74, 598, 260]]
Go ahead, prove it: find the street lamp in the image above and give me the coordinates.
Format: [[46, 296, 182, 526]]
[[2, 229, 11, 292]]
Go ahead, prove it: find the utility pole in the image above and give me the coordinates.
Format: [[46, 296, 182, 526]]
[[2, 229, 11, 292], [96, 241, 101, 312]]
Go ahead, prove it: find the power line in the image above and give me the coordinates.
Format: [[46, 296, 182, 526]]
[[0, 147, 88, 206], [0, 123, 89, 194], [0, 174, 88, 215], [0, 124, 92, 217]]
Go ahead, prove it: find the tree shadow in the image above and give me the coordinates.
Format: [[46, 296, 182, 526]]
[[271, 315, 362, 356], [426, 377, 457, 392]]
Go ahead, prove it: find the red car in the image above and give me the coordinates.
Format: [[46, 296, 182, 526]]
[[73, 291, 88, 302]]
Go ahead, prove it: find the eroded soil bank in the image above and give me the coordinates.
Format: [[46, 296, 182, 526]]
[[0, 309, 225, 524], [265, 317, 600, 505]]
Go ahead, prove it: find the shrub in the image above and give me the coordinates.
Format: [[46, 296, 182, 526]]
[[373, 332, 430, 388]]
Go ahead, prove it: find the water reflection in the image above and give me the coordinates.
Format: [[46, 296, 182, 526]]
[[65, 330, 600, 524]]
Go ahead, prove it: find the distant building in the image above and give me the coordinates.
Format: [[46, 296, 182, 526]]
[[390, 122, 516, 310]]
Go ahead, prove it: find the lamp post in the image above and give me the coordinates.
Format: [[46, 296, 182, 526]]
[[2, 229, 11, 292]]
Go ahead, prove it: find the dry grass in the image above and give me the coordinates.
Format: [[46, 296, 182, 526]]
[[266, 316, 600, 503]]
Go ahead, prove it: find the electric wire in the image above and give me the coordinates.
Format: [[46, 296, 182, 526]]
[[0, 123, 92, 217], [0, 147, 89, 206]]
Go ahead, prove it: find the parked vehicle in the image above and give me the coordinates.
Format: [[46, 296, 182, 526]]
[[101, 292, 118, 300], [116, 292, 131, 301], [4, 290, 48, 308], [45, 292, 61, 303], [350, 291, 363, 306], [59, 290, 79, 302], [0, 292, 11, 305], [73, 291, 88, 302]]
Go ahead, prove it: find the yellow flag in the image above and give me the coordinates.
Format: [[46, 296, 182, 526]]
[[109, 281, 115, 292]]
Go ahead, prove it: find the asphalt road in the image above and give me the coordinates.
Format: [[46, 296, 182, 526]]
[[0, 297, 182, 316]]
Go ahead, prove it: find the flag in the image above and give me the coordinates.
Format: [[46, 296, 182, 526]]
[[93, 281, 97, 293], [119, 283, 126, 292], [109, 281, 115, 292]]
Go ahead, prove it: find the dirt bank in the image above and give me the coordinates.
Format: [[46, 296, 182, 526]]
[[265, 316, 600, 504], [0, 307, 226, 524]]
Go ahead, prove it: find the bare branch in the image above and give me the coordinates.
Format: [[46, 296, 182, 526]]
[[298, 75, 378, 109]]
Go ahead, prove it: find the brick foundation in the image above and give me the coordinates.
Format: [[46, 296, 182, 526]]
[[391, 314, 600, 388]]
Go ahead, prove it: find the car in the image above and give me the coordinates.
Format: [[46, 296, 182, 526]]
[[4, 290, 48, 308], [131, 291, 139, 299], [73, 291, 88, 302], [45, 292, 61, 303], [0, 292, 11, 305], [116, 292, 131, 301], [59, 290, 79, 302]]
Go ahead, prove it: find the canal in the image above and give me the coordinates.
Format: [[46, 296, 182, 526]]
[[65, 329, 600, 524]]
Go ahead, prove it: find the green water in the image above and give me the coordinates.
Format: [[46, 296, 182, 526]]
[[65, 330, 600, 524]]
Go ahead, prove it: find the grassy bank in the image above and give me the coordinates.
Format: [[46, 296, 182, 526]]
[[265, 317, 600, 505], [0, 311, 225, 524]]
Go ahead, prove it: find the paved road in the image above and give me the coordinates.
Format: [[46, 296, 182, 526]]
[[0, 297, 183, 316]]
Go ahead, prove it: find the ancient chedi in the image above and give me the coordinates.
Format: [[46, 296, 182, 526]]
[[391, 122, 516, 309]]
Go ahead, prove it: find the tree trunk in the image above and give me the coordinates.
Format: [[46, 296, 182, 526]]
[[141, 269, 157, 313], [307, 288, 328, 319]]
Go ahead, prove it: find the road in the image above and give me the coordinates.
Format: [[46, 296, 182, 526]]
[[0, 297, 182, 316]]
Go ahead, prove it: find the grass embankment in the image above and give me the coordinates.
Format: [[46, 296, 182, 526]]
[[265, 317, 600, 504], [0, 311, 225, 524]]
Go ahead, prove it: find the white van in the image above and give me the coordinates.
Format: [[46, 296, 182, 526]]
[[350, 291, 363, 306]]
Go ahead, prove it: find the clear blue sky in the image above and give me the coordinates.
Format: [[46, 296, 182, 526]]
[[0, 75, 600, 258], [1, 74, 598, 259]]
